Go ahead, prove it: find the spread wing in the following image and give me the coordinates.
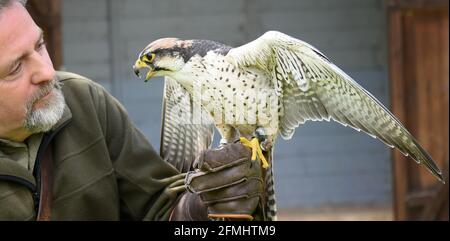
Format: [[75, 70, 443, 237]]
[[226, 31, 444, 183], [160, 77, 215, 173]]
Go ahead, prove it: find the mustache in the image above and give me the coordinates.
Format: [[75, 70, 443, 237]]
[[27, 78, 62, 109]]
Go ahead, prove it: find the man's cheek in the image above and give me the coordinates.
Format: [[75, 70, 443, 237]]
[[15, 98, 29, 120], [3, 102, 27, 127]]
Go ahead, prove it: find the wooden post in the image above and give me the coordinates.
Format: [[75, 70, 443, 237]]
[[388, 10, 408, 220], [386, 0, 449, 220]]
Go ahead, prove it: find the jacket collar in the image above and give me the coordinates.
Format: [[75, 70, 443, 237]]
[[52, 104, 72, 132]]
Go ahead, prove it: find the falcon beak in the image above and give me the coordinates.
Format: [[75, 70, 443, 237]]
[[133, 59, 156, 82]]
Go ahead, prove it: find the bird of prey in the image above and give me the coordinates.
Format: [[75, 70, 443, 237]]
[[133, 31, 445, 221]]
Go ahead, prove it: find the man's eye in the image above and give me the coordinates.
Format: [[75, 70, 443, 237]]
[[37, 40, 46, 50], [9, 63, 22, 76]]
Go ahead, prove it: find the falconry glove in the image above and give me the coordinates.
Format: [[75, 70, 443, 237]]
[[169, 191, 209, 221], [184, 143, 264, 220]]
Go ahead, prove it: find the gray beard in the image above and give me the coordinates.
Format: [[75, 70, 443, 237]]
[[22, 79, 66, 133]]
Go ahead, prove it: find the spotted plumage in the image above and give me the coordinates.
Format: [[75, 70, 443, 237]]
[[133, 31, 445, 221]]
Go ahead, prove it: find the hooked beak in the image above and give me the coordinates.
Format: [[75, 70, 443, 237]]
[[133, 59, 156, 82]]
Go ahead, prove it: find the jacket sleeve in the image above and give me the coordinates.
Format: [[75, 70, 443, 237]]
[[92, 82, 187, 220]]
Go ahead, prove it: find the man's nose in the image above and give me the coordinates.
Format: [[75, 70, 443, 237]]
[[30, 53, 55, 85]]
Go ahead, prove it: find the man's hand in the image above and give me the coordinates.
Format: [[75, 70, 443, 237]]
[[170, 143, 264, 220]]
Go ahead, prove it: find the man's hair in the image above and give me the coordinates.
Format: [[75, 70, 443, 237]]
[[0, 0, 27, 11]]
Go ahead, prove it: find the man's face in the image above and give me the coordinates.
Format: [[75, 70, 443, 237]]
[[0, 2, 65, 141]]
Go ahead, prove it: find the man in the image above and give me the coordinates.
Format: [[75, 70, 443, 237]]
[[0, 0, 263, 220]]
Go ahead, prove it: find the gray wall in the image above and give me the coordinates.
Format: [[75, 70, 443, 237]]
[[61, 0, 392, 208]]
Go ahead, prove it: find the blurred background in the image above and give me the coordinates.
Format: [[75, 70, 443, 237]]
[[27, 0, 448, 220]]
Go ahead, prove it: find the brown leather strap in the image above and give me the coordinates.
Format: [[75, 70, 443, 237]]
[[37, 144, 53, 221]]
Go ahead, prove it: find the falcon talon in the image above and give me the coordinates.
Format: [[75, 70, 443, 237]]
[[239, 137, 269, 169]]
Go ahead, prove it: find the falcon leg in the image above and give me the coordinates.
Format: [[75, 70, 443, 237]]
[[254, 127, 273, 151]]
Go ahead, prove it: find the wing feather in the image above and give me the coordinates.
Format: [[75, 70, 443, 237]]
[[160, 77, 215, 173], [227, 31, 444, 182]]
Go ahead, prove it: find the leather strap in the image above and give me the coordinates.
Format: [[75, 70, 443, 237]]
[[36, 144, 53, 221]]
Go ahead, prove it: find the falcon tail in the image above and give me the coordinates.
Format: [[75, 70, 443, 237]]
[[263, 148, 277, 221]]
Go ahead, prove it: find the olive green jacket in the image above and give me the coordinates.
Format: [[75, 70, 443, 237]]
[[0, 72, 186, 221]]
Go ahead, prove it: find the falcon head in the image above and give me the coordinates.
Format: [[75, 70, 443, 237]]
[[133, 38, 192, 82]]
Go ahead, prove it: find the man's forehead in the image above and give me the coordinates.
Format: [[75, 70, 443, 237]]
[[0, 2, 41, 64]]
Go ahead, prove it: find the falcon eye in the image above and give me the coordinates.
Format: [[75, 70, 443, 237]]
[[142, 53, 156, 63]]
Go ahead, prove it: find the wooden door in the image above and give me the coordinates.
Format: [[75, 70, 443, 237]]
[[387, 0, 449, 220]]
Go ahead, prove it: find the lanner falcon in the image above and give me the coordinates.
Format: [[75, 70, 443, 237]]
[[133, 31, 444, 221]]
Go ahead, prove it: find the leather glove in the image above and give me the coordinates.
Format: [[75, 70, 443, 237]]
[[169, 191, 209, 221], [184, 143, 264, 220]]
